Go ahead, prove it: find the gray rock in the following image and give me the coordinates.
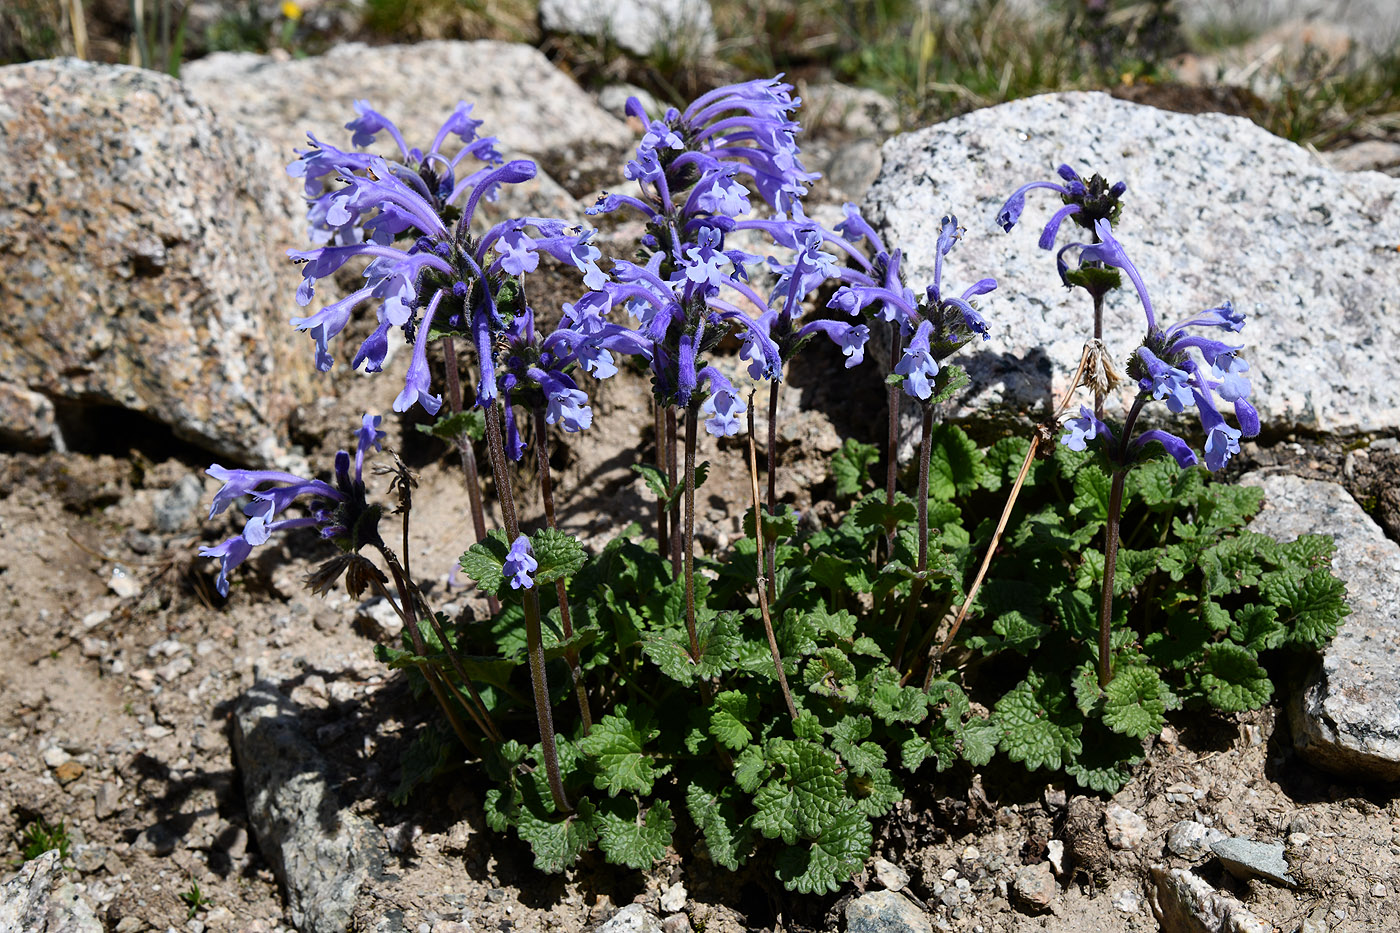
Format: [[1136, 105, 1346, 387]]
[[1210, 838, 1296, 887], [1011, 862, 1056, 913], [872, 855, 911, 891], [866, 92, 1400, 442], [597, 903, 664, 933], [0, 383, 58, 450], [824, 139, 885, 203], [70, 843, 108, 874], [539, 0, 715, 58], [93, 782, 122, 820], [1167, 820, 1226, 861], [1149, 865, 1273, 933], [658, 882, 686, 913], [183, 41, 632, 158], [845, 889, 933, 933], [1105, 803, 1148, 850], [154, 473, 205, 533], [233, 680, 386, 933], [0, 60, 315, 462], [598, 83, 663, 122], [1242, 473, 1400, 780], [0, 850, 103, 933]]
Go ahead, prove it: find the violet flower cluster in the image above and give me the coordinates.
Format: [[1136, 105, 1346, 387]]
[[825, 209, 996, 401], [1059, 219, 1260, 471], [200, 414, 386, 596], [996, 162, 1127, 252]]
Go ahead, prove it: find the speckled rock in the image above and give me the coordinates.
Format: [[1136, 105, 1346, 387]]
[[845, 889, 933, 933], [1241, 473, 1400, 780], [0, 850, 103, 933], [865, 92, 1400, 442], [182, 40, 631, 210], [539, 0, 714, 58], [233, 681, 387, 933], [1210, 837, 1296, 886], [0, 382, 57, 450], [1149, 865, 1272, 933], [0, 59, 315, 462], [597, 903, 665, 933], [1012, 862, 1057, 913]]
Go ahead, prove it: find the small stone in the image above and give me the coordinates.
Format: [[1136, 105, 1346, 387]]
[[1105, 804, 1148, 850], [845, 890, 933, 933], [72, 843, 110, 873], [0, 851, 104, 932], [1012, 863, 1056, 913], [1166, 820, 1225, 860], [42, 746, 72, 769], [1372, 882, 1388, 898], [1150, 866, 1273, 933], [659, 883, 686, 914], [1111, 888, 1141, 914], [1046, 839, 1066, 876], [872, 856, 910, 891], [1287, 832, 1311, 847], [55, 760, 85, 785], [960, 845, 980, 862], [136, 824, 178, 857], [81, 610, 111, 631], [94, 782, 122, 819], [660, 914, 692, 933], [154, 474, 204, 533], [1211, 837, 1296, 887], [107, 567, 141, 599], [597, 903, 664, 933], [1299, 916, 1328, 933]]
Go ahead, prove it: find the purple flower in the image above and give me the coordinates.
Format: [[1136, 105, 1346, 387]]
[[996, 164, 1125, 247], [1061, 405, 1113, 452], [895, 321, 939, 400], [504, 535, 537, 590], [697, 368, 747, 437], [200, 415, 383, 597]]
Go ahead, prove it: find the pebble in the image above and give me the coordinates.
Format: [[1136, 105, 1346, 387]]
[[872, 856, 910, 891], [42, 746, 72, 768], [659, 882, 687, 913], [1211, 838, 1296, 886], [81, 610, 111, 630], [94, 782, 122, 819], [1167, 820, 1225, 860], [845, 890, 933, 933], [72, 843, 109, 873], [55, 760, 85, 784], [1046, 839, 1066, 876], [660, 914, 692, 933], [1111, 889, 1141, 914], [108, 566, 141, 598], [597, 903, 664, 933], [960, 845, 980, 862], [1373, 883, 1388, 897], [1105, 804, 1148, 850], [1012, 863, 1056, 913]]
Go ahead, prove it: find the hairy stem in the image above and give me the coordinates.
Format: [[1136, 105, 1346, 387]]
[[1098, 469, 1128, 688], [666, 406, 681, 576], [893, 405, 934, 673], [884, 322, 902, 555], [654, 399, 669, 554], [441, 336, 497, 614], [533, 405, 592, 734], [682, 408, 701, 662], [748, 393, 797, 720], [765, 380, 780, 606], [484, 400, 569, 812], [1092, 291, 1106, 421]]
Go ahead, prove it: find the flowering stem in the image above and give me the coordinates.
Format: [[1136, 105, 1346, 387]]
[[441, 336, 498, 614], [765, 380, 780, 606], [1097, 393, 1147, 688], [682, 407, 701, 662], [483, 400, 569, 812], [893, 404, 934, 673], [1091, 292, 1106, 421], [748, 392, 797, 720], [533, 404, 593, 734], [654, 399, 669, 554], [884, 322, 902, 556], [666, 406, 681, 576]]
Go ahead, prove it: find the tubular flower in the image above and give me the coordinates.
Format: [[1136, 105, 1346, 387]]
[[996, 163, 1127, 247], [284, 102, 600, 417], [200, 414, 385, 597], [504, 535, 537, 590], [1063, 219, 1260, 471]]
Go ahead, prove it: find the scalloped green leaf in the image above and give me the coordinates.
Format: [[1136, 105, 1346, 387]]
[[927, 423, 986, 501], [830, 439, 881, 498], [458, 529, 511, 596], [1262, 567, 1350, 650], [1102, 665, 1168, 739], [830, 716, 885, 777], [709, 691, 759, 751], [773, 808, 872, 894], [597, 798, 673, 870], [1201, 643, 1273, 712], [530, 527, 587, 585], [578, 706, 662, 796], [752, 740, 844, 845], [686, 774, 753, 870], [993, 672, 1083, 772], [515, 795, 598, 874]]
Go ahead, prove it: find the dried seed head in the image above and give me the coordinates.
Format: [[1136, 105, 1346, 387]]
[[1083, 338, 1126, 397]]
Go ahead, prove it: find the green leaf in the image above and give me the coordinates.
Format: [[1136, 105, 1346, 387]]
[[773, 809, 872, 894], [709, 691, 759, 751], [850, 492, 916, 534], [830, 716, 885, 776], [867, 674, 930, 725], [530, 527, 587, 585], [1201, 643, 1273, 712], [734, 744, 770, 793], [1229, 604, 1284, 652], [993, 671, 1083, 772], [1101, 666, 1168, 739], [642, 610, 738, 685], [389, 723, 456, 806], [631, 462, 672, 503], [1262, 567, 1350, 650], [458, 529, 511, 596], [752, 740, 844, 845], [686, 775, 752, 870], [597, 798, 673, 870], [516, 795, 598, 874], [847, 766, 901, 818], [579, 706, 662, 796], [803, 647, 859, 701], [1064, 724, 1143, 793], [742, 503, 801, 543], [982, 436, 1040, 493], [927, 363, 970, 406], [1071, 463, 1111, 525], [927, 423, 986, 501], [830, 439, 881, 498], [416, 408, 486, 442]]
